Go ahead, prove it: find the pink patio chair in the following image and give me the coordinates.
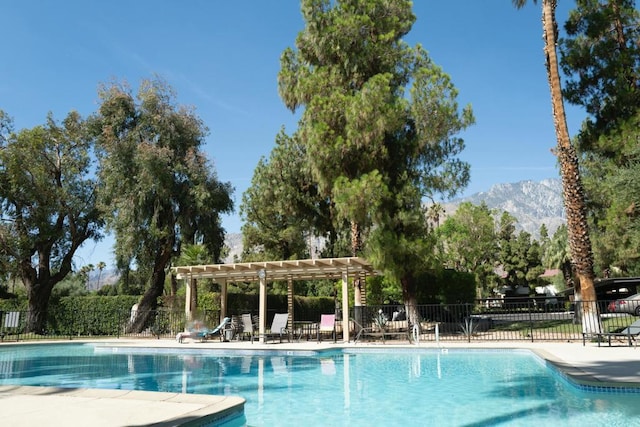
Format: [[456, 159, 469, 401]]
[[317, 314, 336, 343]]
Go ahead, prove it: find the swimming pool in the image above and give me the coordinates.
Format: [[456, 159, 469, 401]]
[[0, 344, 638, 426]]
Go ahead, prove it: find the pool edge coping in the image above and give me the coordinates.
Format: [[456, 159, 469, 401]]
[[0, 385, 245, 427], [530, 348, 640, 392]]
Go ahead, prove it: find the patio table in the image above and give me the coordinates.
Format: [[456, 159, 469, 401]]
[[293, 321, 316, 342]]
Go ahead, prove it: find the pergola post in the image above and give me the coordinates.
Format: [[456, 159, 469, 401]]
[[341, 270, 349, 342], [354, 273, 362, 306], [258, 269, 267, 344], [220, 279, 228, 324], [287, 275, 294, 331], [353, 274, 364, 336], [185, 274, 196, 323]]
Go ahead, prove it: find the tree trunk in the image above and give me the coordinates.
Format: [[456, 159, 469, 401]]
[[126, 243, 173, 334], [21, 255, 57, 334], [401, 275, 420, 329], [542, 0, 600, 334], [25, 281, 54, 334]]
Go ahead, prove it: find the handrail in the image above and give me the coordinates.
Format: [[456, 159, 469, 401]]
[[350, 317, 367, 343]]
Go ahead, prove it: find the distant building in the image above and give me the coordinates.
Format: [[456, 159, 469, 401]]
[[559, 276, 640, 301], [539, 269, 561, 279]]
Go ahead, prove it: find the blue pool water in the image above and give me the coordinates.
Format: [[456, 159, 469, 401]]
[[0, 344, 638, 426]]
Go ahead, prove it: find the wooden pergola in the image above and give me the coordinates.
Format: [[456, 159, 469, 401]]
[[172, 257, 379, 343]]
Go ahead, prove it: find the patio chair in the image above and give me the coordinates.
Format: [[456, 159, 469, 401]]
[[176, 317, 231, 343], [1, 311, 21, 341], [317, 314, 336, 343], [262, 313, 291, 343], [594, 319, 640, 347], [240, 313, 257, 343]]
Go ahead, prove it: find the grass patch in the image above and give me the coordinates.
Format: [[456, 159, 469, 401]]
[[491, 316, 636, 334]]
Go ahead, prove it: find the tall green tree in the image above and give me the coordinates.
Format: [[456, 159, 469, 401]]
[[0, 111, 103, 333], [240, 129, 327, 261], [279, 1, 473, 323], [495, 212, 545, 292], [279, 0, 417, 256], [93, 79, 233, 332], [437, 202, 498, 296], [560, 0, 640, 147], [499, 229, 545, 289], [514, 0, 599, 333], [543, 224, 573, 287], [496, 212, 518, 284], [591, 117, 640, 275], [559, 1, 640, 276]]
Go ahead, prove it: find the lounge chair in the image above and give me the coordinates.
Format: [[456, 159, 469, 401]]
[[594, 319, 640, 347], [317, 314, 336, 343], [176, 317, 231, 343], [262, 313, 291, 343], [240, 313, 257, 343]]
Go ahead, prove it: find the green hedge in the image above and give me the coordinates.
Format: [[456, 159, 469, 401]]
[[47, 295, 140, 336], [0, 293, 335, 336]]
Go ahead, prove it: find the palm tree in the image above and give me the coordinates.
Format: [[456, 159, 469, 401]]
[[513, 0, 600, 333], [427, 203, 445, 229], [96, 261, 107, 290], [175, 244, 212, 321], [79, 264, 94, 290]]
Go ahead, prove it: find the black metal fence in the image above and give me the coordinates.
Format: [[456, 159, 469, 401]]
[[350, 299, 637, 343], [1, 299, 637, 343]]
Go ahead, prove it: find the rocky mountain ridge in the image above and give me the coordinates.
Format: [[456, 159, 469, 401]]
[[441, 178, 565, 237]]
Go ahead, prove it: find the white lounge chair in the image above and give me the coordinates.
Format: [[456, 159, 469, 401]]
[[262, 313, 291, 343]]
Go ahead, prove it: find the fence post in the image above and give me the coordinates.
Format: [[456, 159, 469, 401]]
[[69, 309, 75, 340], [528, 300, 534, 342], [116, 308, 121, 339]]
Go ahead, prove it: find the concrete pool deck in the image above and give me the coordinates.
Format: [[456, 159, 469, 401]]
[[0, 338, 638, 426]]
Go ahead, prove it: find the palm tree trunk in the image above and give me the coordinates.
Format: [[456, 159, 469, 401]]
[[350, 220, 361, 256], [541, 0, 600, 334]]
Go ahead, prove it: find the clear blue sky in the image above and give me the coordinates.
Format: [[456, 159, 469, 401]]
[[1, 1, 584, 269]]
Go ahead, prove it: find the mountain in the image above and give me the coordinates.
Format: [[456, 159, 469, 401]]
[[224, 232, 244, 263], [440, 178, 565, 237], [222, 179, 566, 262], [86, 269, 120, 291]]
